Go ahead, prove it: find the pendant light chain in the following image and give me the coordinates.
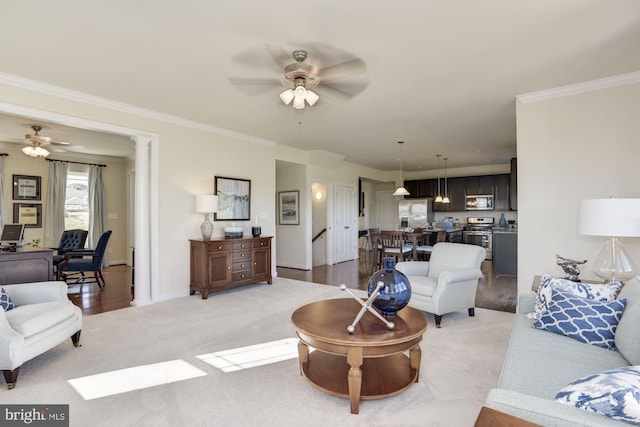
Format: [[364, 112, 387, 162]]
[[435, 155, 443, 203], [443, 157, 450, 204]]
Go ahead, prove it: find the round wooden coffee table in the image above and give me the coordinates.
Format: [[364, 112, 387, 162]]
[[291, 298, 427, 414]]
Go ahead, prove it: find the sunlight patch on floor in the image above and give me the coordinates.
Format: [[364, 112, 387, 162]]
[[197, 337, 305, 372], [68, 359, 207, 400]]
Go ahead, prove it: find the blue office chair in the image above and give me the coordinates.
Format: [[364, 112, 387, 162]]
[[61, 230, 112, 289], [51, 229, 88, 280]]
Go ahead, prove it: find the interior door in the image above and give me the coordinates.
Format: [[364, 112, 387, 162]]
[[334, 184, 357, 263]]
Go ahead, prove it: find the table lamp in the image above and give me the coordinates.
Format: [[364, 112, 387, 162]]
[[195, 194, 218, 241], [577, 198, 640, 283]]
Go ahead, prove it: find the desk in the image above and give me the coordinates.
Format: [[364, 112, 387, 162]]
[[0, 248, 53, 284]]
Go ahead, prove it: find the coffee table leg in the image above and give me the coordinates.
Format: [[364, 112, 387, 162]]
[[297, 340, 309, 376], [347, 346, 363, 414], [410, 344, 421, 382]]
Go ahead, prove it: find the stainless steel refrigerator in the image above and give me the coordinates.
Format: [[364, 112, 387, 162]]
[[398, 198, 434, 229]]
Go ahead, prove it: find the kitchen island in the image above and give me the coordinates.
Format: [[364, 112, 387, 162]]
[[492, 229, 517, 277]]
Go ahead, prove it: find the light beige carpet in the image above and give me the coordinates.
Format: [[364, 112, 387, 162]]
[[2, 278, 514, 427]]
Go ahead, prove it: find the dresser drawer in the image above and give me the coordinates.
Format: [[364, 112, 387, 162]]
[[207, 242, 232, 253], [232, 249, 252, 262], [253, 238, 270, 248], [232, 241, 253, 251], [232, 260, 251, 272], [232, 271, 252, 282]]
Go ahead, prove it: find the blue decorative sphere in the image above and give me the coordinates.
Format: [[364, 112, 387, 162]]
[[367, 257, 412, 316]]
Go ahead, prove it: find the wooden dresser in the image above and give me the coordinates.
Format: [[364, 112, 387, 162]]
[[189, 236, 272, 299]]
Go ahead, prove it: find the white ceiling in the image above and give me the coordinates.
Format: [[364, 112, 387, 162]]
[[0, 1, 639, 171]]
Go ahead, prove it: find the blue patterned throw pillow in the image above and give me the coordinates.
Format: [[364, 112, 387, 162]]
[[1, 287, 16, 311], [555, 366, 640, 425], [532, 289, 626, 350], [528, 274, 623, 320]]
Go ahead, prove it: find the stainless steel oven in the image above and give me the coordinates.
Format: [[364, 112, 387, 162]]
[[463, 217, 494, 260]]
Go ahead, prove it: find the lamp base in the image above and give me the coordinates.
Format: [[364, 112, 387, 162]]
[[592, 237, 636, 283], [200, 213, 213, 241]]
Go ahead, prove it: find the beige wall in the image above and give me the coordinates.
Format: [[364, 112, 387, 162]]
[[0, 144, 130, 265], [517, 81, 640, 296], [0, 80, 390, 300]]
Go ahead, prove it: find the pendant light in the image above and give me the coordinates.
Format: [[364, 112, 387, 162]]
[[442, 157, 450, 203], [435, 154, 443, 203], [392, 141, 410, 196]]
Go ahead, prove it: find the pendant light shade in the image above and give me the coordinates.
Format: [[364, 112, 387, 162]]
[[435, 154, 443, 203], [442, 157, 450, 204], [393, 141, 410, 196]]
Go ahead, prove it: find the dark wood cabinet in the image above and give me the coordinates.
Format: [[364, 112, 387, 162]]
[[493, 174, 510, 211], [510, 158, 517, 211], [190, 237, 272, 299], [435, 177, 466, 211], [403, 179, 435, 199], [465, 175, 493, 195]]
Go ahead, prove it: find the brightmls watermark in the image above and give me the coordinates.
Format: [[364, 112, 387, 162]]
[[1, 405, 68, 426]]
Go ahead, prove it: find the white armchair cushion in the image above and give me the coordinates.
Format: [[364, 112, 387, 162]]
[[5, 301, 77, 338]]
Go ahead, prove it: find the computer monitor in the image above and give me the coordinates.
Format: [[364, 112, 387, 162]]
[[1, 224, 25, 245]]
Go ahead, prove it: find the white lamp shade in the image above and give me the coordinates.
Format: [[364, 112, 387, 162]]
[[195, 194, 218, 213], [280, 89, 294, 105], [577, 198, 640, 237], [305, 90, 319, 106], [392, 187, 410, 196]]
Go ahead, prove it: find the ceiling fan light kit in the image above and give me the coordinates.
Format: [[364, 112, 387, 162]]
[[22, 145, 50, 158], [19, 125, 69, 158]]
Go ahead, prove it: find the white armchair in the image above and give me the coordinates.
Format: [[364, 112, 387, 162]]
[[396, 242, 485, 328], [1, 281, 82, 389]]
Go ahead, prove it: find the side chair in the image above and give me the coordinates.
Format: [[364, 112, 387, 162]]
[[51, 229, 88, 280], [61, 230, 112, 289]]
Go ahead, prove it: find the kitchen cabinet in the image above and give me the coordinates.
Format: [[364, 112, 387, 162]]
[[465, 175, 494, 195], [435, 177, 466, 212], [190, 237, 272, 299], [493, 231, 517, 276], [510, 158, 517, 211], [403, 179, 435, 199], [493, 174, 510, 211]]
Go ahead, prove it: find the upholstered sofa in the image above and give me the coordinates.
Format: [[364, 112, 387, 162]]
[[0, 281, 82, 389], [484, 276, 640, 426]]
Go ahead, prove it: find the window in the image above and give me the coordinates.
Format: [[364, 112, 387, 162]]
[[65, 172, 89, 230]]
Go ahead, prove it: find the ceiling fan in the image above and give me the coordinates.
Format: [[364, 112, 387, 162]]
[[229, 44, 368, 109], [21, 125, 70, 157]]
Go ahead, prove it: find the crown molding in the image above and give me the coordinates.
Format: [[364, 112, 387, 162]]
[[0, 72, 277, 148], [517, 71, 640, 103]]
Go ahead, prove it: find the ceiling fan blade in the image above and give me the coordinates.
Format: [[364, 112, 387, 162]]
[[264, 43, 292, 69], [51, 141, 70, 146], [314, 83, 354, 102], [317, 58, 366, 81], [228, 77, 282, 86]]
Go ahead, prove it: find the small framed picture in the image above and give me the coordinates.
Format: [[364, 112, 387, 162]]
[[13, 203, 42, 228], [278, 190, 299, 225], [12, 175, 41, 200]]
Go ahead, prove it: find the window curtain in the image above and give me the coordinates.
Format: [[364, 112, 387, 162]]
[[88, 165, 105, 250], [44, 161, 68, 248], [0, 156, 6, 230]]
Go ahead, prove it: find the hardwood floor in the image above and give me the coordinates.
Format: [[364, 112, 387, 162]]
[[277, 249, 517, 313], [73, 250, 517, 315], [67, 264, 133, 315]]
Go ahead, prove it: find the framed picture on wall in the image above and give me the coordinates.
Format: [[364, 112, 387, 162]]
[[278, 190, 299, 225], [214, 176, 251, 221], [12, 175, 41, 200], [13, 203, 42, 228]]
